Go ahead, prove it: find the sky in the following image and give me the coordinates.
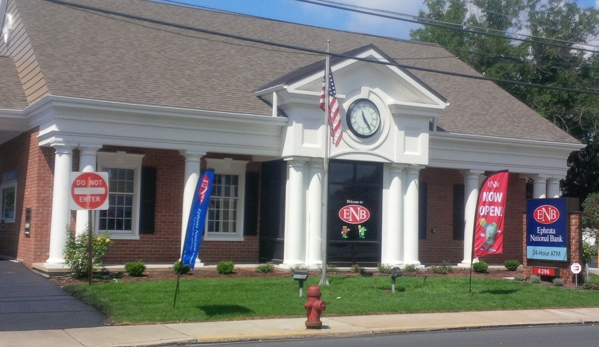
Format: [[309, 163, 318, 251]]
[[160, 0, 599, 41]]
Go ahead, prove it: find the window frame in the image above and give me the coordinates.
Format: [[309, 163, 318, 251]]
[[204, 158, 247, 242], [96, 151, 144, 240], [0, 181, 16, 223]]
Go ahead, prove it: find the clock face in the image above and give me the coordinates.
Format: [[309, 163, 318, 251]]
[[347, 99, 380, 138]]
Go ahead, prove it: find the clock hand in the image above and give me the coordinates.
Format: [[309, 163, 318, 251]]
[[361, 111, 372, 132]]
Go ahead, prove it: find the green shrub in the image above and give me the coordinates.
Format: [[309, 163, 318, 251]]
[[552, 278, 564, 286], [217, 260, 235, 274], [350, 264, 363, 273], [514, 274, 525, 281], [173, 260, 190, 275], [63, 228, 113, 277], [531, 275, 541, 283], [255, 262, 275, 273], [125, 261, 146, 277], [583, 281, 599, 290], [431, 260, 453, 274], [504, 260, 520, 271], [327, 264, 339, 274], [377, 263, 392, 274], [403, 264, 419, 273], [472, 260, 488, 273], [583, 241, 597, 264]]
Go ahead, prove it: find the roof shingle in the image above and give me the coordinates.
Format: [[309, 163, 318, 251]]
[[10, 0, 579, 144]]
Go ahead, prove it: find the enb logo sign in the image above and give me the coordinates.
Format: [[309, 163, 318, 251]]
[[339, 205, 370, 224], [533, 205, 560, 224]]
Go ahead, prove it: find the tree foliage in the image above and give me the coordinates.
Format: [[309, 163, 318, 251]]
[[411, 0, 599, 202]]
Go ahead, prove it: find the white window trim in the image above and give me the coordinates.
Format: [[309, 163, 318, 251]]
[[204, 158, 248, 242], [96, 151, 144, 240], [0, 181, 16, 223]]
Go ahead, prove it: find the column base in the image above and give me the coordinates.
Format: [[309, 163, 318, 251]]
[[44, 259, 67, 268], [279, 261, 305, 270], [194, 259, 204, 268]]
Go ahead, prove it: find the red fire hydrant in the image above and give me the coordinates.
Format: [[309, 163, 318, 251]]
[[304, 284, 326, 329]]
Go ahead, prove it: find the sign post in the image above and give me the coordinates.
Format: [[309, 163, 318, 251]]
[[571, 263, 581, 288], [70, 172, 109, 285]]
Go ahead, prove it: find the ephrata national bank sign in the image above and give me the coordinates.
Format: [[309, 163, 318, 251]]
[[526, 199, 568, 261]]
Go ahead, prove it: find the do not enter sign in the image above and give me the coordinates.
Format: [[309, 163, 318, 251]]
[[70, 172, 109, 210]]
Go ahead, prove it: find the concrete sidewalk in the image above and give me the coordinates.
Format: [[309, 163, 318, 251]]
[[2, 307, 599, 347]]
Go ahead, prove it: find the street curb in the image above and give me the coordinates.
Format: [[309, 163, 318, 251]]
[[191, 320, 599, 344]]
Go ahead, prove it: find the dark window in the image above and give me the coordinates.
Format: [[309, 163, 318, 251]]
[[138, 167, 157, 234], [453, 184, 465, 240], [419, 182, 428, 240], [243, 172, 259, 236]]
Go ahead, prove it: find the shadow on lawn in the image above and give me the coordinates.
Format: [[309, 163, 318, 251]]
[[479, 289, 518, 295], [198, 305, 254, 316]]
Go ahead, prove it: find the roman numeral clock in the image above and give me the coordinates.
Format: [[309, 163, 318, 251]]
[[346, 99, 380, 138]]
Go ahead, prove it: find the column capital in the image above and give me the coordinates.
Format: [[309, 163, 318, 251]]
[[405, 165, 423, 175], [390, 163, 407, 175], [460, 169, 484, 178], [78, 146, 101, 155], [51, 143, 76, 153], [179, 150, 206, 159], [308, 160, 324, 170], [284, 156, 309, 163]]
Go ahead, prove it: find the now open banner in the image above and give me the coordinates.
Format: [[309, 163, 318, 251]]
[[473, 171, 509, 258]]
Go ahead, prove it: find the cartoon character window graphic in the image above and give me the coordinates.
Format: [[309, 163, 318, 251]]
[[358, 225, 366, 238], [478, 218, 500, 252], [341, 226, 349, 238]]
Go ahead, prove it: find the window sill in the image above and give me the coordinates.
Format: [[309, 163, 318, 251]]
[[99, 232, 140, 240], [204, 234, 245, 242]]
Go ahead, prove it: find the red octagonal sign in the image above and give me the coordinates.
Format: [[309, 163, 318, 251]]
[[70, 172, 109, 210]]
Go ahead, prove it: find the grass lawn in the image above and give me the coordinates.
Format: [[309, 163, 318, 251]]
[[66, 275, 599, 325]]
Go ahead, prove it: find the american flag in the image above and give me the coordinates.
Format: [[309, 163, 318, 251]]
[[319, 68, 342, 147]]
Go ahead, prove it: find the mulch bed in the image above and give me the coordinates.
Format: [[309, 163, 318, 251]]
[[49, 266, 528, 288]]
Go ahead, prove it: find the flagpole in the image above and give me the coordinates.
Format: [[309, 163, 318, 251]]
[[319, 41, 331, 286]]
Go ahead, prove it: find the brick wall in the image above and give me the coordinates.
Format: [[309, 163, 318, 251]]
[[0, 128, 56, 267], [102, 148, 261, 265], [419, 169, 526, 265], [419, 168, 464, 264]]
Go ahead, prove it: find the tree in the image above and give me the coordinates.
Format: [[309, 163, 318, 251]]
[[411, 0, 599, 203]]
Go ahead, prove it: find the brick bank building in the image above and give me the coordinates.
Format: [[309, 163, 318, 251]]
[[0, 0, 583, 272]]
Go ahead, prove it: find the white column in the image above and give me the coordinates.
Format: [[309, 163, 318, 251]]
[[45, 145, 74, 266], [180, 151, 204, 266], [382, 164, 405, 266], [547, 178, 561, 198], [460, 170, 483, 266], [403, 166, 421, 266], [283, 158, 306, 268], [532, 175, 548, 199], [75, 146, 100, 236], [306, 160, 323, 267]]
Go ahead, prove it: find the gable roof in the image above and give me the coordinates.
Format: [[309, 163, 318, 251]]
[[6, 0, 579, 144], [255, 44, 447, 104], [0, 56, 27, 109]]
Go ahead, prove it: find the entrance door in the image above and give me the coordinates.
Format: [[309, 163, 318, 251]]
[[328, 160, 383, 267]]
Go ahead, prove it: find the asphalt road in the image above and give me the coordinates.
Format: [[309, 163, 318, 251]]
[[0, 259, 106, 331], [180, 324, 599, 347]]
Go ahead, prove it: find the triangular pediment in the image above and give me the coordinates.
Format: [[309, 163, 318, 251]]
[[255, 44, 447, 110]]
